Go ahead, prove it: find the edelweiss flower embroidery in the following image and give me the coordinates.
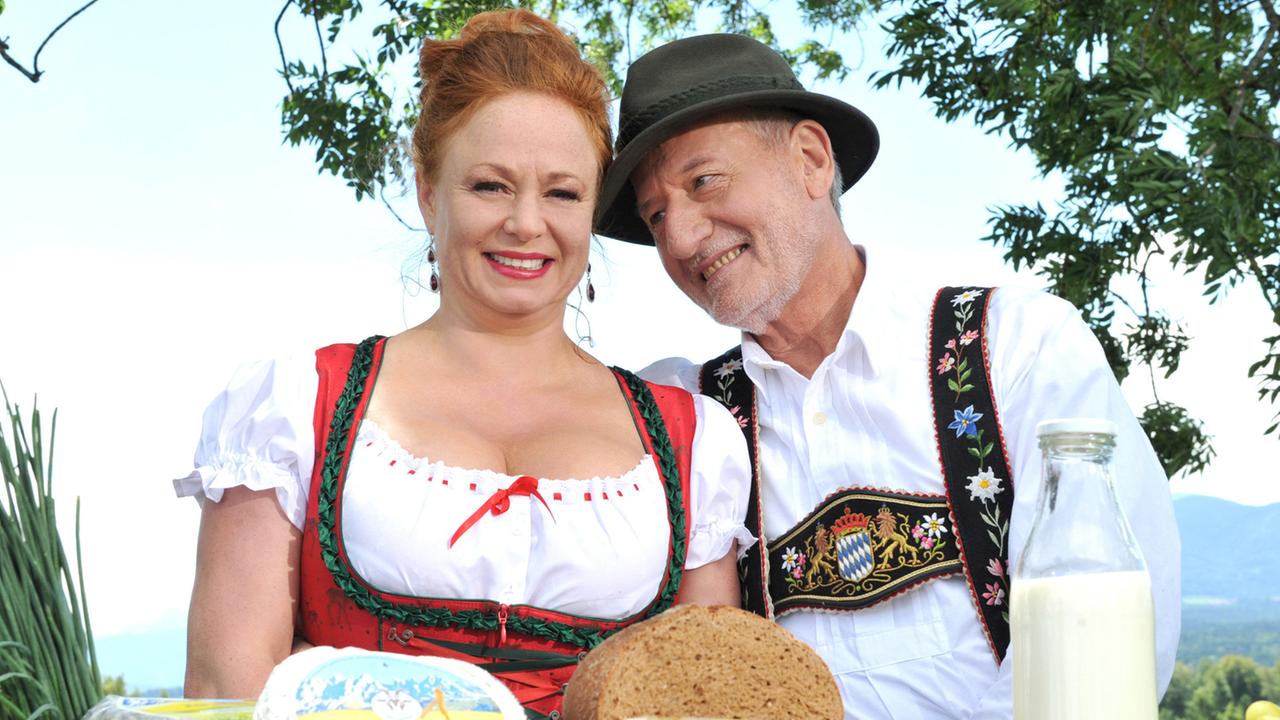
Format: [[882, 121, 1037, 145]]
[[781, 546, 800, 572], [921, 512, 948, 538], [966, 467, 1004, 501], [951, 289, 984, 306], [714, 358, 744, 379], [948, 405, 983, 437]]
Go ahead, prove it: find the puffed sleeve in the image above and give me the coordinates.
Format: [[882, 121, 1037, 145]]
[[684, 393, 757, 570], [172, 355, 316, 530]]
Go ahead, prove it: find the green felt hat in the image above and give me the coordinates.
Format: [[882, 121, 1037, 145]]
[[595, 33, 879, 245]]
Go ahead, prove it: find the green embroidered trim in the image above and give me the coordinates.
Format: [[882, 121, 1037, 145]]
[[612, 366, 687, 619], [316, 340, 685, 650]]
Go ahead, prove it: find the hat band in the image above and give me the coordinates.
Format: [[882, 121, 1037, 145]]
[[616, 73, 805, 150]]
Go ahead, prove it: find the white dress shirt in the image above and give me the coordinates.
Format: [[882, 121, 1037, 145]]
[[641, 249, 1180, 719], [175, 353, 754, 620]]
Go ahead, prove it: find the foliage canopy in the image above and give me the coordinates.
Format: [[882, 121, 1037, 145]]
[[271, 1, 1279, 478], [18, 0, 1274, 478]]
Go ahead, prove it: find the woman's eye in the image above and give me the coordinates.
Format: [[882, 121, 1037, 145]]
[[692, 174, 713, 189], [647, 210, 665, 228], [548, 188, 581, 201], [473, 181, 505, 193]]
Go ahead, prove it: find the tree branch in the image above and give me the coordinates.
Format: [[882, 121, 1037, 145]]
[[1244, 130, 1280, 148], [31, 0, 102, 77], [380, 186, 424, 233], [0, 38, 41, 81], [312, 10, 328, 82], [1227, 0, 1279, 130], [1, 0, 102, 83], [1262, 0, 1280, 27], [275, 0, 297, 94]]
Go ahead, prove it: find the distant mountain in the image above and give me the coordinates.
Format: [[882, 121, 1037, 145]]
[[1174, 495, 1280, 602]]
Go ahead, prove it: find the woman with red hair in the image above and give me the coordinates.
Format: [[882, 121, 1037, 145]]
[[178, 10, 752, 718]]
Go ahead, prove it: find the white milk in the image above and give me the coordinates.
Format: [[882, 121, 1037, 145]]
[[1012, 570, 1157, 720]]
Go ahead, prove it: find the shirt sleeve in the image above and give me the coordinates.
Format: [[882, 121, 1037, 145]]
[[172, 355, 316, 530], [684, 394, 757, 570], [638, 355, 702, 393], [967, 287, 1181, 718]]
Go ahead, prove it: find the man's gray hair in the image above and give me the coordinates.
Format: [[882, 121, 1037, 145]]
[[734, 109, 844, 217]]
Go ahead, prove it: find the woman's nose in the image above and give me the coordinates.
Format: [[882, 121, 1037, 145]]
[[504, 193, 547, 241]]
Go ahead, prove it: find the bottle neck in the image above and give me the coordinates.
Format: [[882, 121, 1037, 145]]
[[1017, 432, 1145, 578]]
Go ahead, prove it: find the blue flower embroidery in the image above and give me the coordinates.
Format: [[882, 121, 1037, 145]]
[[949, 405, 983, 437]]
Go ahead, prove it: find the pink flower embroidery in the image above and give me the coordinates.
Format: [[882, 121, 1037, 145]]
[[921, 536, 935, 550], [792, 566, 803, 579], [911, 525, 925, 540], [960, 329, 979, 346], [987, 558, 1004, 578], [729, 406, 749, 428], [945, 338, 957, 350], [983, 582, 1005, 606], [937, 353, 955, 374]]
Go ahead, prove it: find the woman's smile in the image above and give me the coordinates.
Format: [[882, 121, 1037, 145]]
[[486, 251, 553, 278]]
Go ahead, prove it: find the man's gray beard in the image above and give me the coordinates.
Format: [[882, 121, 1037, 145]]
[[704, 274, 799, 336]]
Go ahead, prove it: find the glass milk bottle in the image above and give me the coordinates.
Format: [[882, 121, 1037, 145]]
[[1012, 419, 1157, 720]]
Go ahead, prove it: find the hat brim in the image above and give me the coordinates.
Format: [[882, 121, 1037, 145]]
[[594, 88, 879, 246]]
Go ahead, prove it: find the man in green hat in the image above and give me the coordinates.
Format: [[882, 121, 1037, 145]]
[[596, 33, 1180, 719]]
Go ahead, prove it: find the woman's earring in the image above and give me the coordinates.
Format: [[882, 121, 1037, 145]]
[[427, 240, 439, 292], [586, 262, 595, 303]]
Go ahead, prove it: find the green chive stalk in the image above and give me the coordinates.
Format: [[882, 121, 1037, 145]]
[[0, 387, 101, 719]]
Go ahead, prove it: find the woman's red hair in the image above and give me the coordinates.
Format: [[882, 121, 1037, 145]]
[[413, 9, 612, 182]]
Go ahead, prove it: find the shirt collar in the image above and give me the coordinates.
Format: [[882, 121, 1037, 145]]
[[739, 244, 887, 394]]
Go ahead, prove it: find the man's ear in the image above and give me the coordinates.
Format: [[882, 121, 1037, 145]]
[[416, 169, 438, 235], [791, 119, 836, 202]]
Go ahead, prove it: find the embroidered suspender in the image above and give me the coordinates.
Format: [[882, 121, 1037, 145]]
[[699, 286, 1014, 664], [929, 286, 1015, 663], [699, 347, 771, 617]]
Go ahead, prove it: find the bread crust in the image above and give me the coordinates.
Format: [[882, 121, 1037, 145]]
[[563, 605, 842, 720]]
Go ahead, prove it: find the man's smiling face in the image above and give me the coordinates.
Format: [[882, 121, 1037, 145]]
[[631, 117, 820, 333]]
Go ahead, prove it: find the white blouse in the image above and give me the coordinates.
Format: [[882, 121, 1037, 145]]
[[175, 354, 754, 620]]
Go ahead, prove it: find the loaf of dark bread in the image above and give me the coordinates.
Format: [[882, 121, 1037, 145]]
[[563, 605, 842, 720]]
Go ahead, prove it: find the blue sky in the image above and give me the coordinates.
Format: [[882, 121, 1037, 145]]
[[2, 0, 1277, 690]]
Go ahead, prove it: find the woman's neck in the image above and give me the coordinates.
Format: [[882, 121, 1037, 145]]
[[407, 304, 594, 383]]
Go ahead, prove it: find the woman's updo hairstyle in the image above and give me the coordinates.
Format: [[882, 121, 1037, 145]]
[[412, 9, 612, 182]]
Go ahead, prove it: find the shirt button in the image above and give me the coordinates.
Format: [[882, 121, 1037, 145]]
[[812, 411, 828, 426]]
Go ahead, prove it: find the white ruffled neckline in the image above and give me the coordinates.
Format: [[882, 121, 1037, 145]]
[[356, 418, 654, 487]]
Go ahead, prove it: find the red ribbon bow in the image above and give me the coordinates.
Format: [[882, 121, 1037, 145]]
[[449, 475, 554, 548]]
